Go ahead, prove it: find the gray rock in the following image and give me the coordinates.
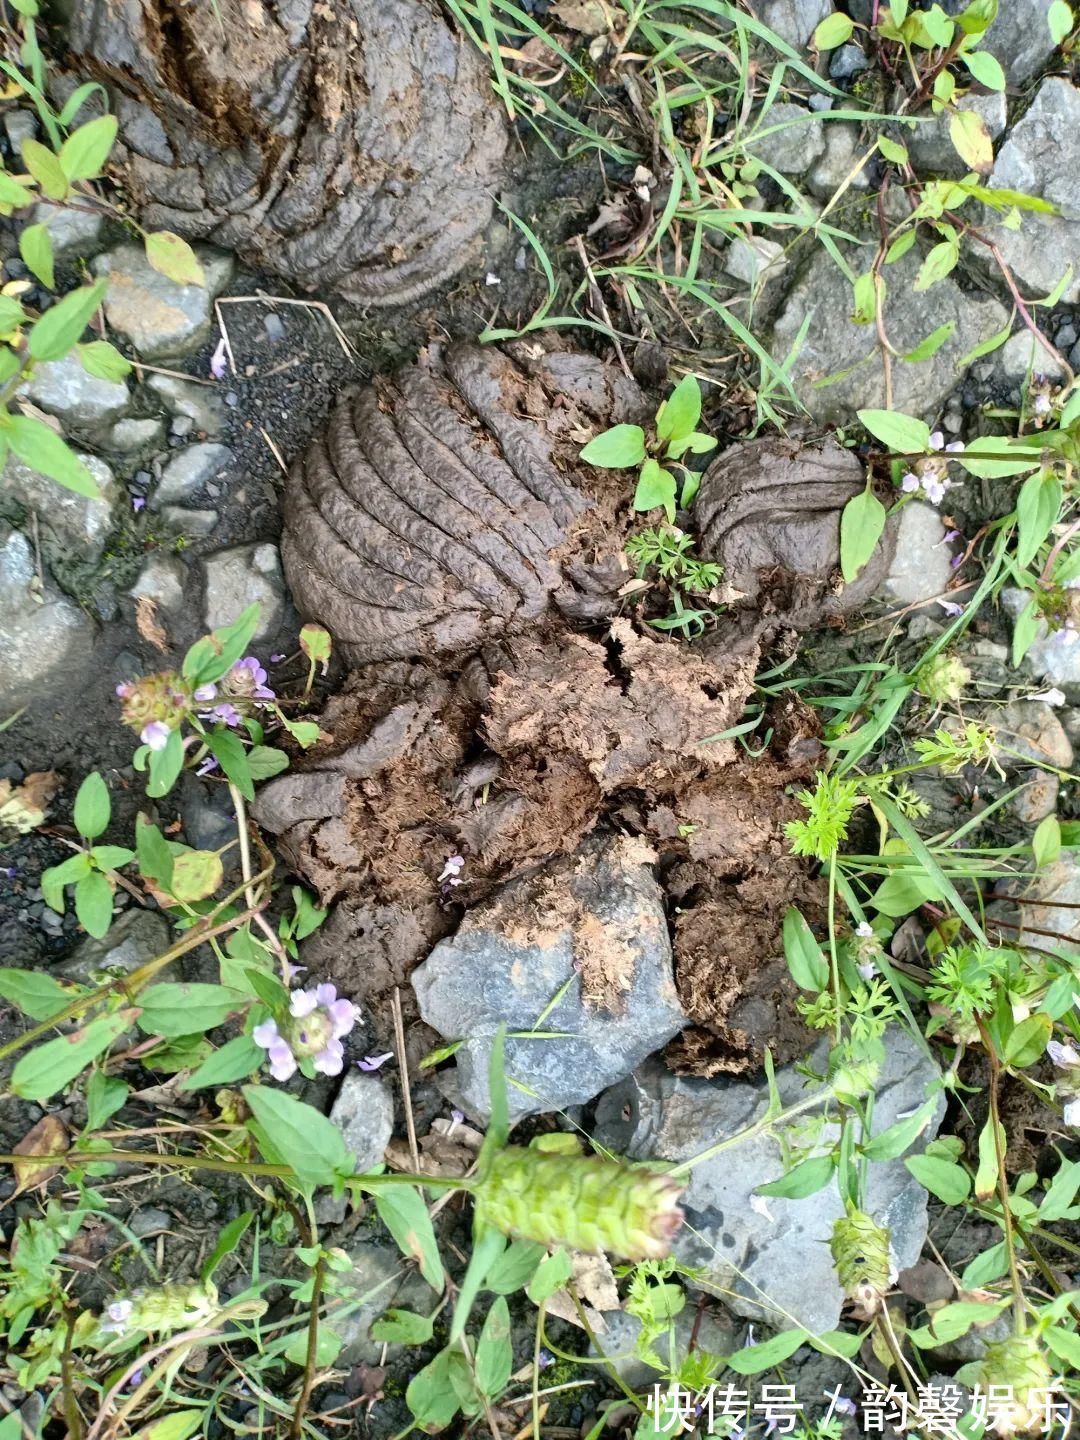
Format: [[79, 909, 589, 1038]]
[[751, 0, 832, 48], [592, 1306, 738, 1388], [159, 505, 219, 538], [885, 502, 954, 606], [32, 200, 104, 258], [110, 416, 166, 453], [724, 235, 787, 287], [0, 523, 95, 708], [335, 1239, 436, 1365], [1, 452, 118, 562], [178, 772, 236, 852], [906, 91, 1007, 177], [21, 353, 129, 429], [770, 241, 1008, 422], [152, 443, 232, 508], [829, 43, 871, 79], [995, 699, 1074, 771], [147, 373, 226, 438], [92, 243, 234, 360], [129, 553, 186, 612], [807, 123, 874, 199], [594, 1028, 943, 1333], [1013, 771, 1059, 824], [986, 0, 1058, 84], [54, 909, 172, 983], [412, 837, 686, 1122], [990, 79, 1080, 305], [748, 102, 826, 175], [1017, 856, 1080, 954], [329, 1072, 394, 1173], [1003, 586, 1080, 687], [130, 1206, 172, 1238], [5, 111, 36, 152], [997, 327, 1068, 383], [203, 542, 285, 641]]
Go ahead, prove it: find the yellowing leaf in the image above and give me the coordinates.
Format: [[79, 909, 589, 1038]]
[[949, 107, 993, 175], [144, 231, 205, 288], [12, 1113, 69, 1194]]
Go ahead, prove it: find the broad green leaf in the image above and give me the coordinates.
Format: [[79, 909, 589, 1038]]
[[1045, 1324, 1080, 1369], [870, 869, 944, 916], [246, 745, 290, 782], [974, 1117, 1005, 1200], [180, 1033, 264, 1090], [633, 457, 677, 521], [954, 435, 1043, 479], [905, 1153, 971, 1205], [181, 603, 262, 686], [201, 1211, 255, 1282], [727, 1328, 809, 1374], [11, 1009, 134, 1100], [857, 409, 931, 454], [278, 714, 320, 750], [840, 488, 886, 584], [903, 322, 955, 362], [375, 1185, 445, 1291], [656, 374, 701, 444], [960, 49, 1006, 90], [41, 851, 92, 910], [756, 1153, 835, 1200], [0, 295, 27, 333], [919, 5, 954, 44], [1033, 814, 1062, 870], [878, 135, 909, 167], [851, 270, 877, 325], [283, 1327, 341, 1367], [170, 849, 224, 903], [21, 138, 68, 200], [1011, 595, 1042, 667], [407, 1347, 461, 1431], [579, 424, 646, 468], [146, 727, 185, 798], [1016, 469, 1062, 568], [6, 414, 100, 497], [19, 221, 53, 288], [58, 115, 118, 182], [907, 1299, 1007, 1348], [206, 729, 254, 802], [1049, 0, 1074, 43], [885, 230, 918, 264], [475, 1296, 513, 1398], [861, 1097, 939, 1161], [77, 340, 132, 381], [961, 1240, 1008, 1289], [138, 982, 244, 1038], [371, 1308, 436, 1345], [135, 818, 175, 890], [243, 1084, 353, 1189], [812, 11, 854, 47], [914, 239, 959, 291], [85, 1071, 128, 1130], [1004, 1012, 1053, 1068], [782, 906, 829, 991], [0, 171, 35, 208], [484, 1239, 544, 1295], [28, 279, 107, 361], [130, 1411, 205, 1440], [0, 967, 85, 1021], [89, 845, 133, 871], [949, 108, 993, 174], [73, 771, 110, 840], [1040, 1156, 1080, 1222], [74, 868, 113, 938], [58, 81, 107, 128], [144, 231, 205, 287], [526, 1247, 573, 1304]]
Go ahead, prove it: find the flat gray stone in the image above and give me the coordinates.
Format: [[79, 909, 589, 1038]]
[[997, 327, 1068, 384], [152, 443, 232, 508], [110, 417, 166, 453], [1017, 856, 1080, 955], [995, 699, 1074, 772], [593, 1307, 738, 1388], [31, 201, 104, 258], [160, 505, 219, 538], [906, 91, 1007, 178], [807, 123, 874, 199], [92, 243, 234, 361], [986, 0, 1058, 84], [203, 542, 284, 640], [55, 910, 173, 982], [21, 353, 129, 429], [885, 502, 953, 606], [770, 241, 1008, 422], [0, 523, 95, 709], [594, 1028, 943, 1333], [5, 111, 36, 152], [412, 837, 686, 1122], [748, 102, 826, 175], [1013, 771, 1059, 824], [750, 0, 832, 48], [329, 1071, 394, 1174], [1, 452, 118, 562], [990, 79, 1080, 306], [724, 235, 787, 287], [129, 553, 186, 612], [147, 373, 226, 438]]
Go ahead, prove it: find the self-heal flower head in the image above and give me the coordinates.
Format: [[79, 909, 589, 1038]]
[[256, 982, 360, 1082], [224, 656, 275, 703], [118, 669, 191, 741], [855, 921, 874, 939], [253, 1018, 297, 1081], [141, 720, 172, 751]]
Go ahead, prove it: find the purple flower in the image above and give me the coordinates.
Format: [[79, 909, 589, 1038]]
[[357, 1051, 394, 1071], [1048, 1039, 1080, 1069], [101, 1299, 133, 1336], [940, 600, 965, 617], [140, 720, 171, 751], [206, 702, 241, 727], [270, 653, 285, 664], [193, 683, 217, 703], [115, 682, 131, 699], [900, 471, 920, 493], [210, 336, 228, 380], [228, 656, 275, 702], [253, 1018, 298, 1082], [132, 496, 146, 513], [196, 755, 219, 777]]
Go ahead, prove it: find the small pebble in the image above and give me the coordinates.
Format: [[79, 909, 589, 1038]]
[[170, 415, 195, 438], [263, 313, 286, 341], [225, 391, 239, 407]]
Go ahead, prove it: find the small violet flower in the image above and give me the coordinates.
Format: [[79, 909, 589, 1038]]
[[253, 1018, 298, 1082], [195, 755, 219, 778], [225, 656, 275, 703], [940, 600, 965, 617], [140, 720, 171, 751], [101, 1299, 134, 1336], [357, 1051, 394, 1071], [438, 854, 465, 886], [210, 336, 228, 380], [193, 683, 217, 703], [900, 434, 963, 507], [131, 495, 146, 513], [205, 702, 241, 727], [254, 982, 359, 1083]]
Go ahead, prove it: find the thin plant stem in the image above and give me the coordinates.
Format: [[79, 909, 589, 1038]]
[[291, 1253, 325, 1439], [977, 1018, 1027, 1333]]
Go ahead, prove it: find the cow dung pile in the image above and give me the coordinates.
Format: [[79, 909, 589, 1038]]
[[66, 0, 507, 306], [252, 340, 893, 1076]]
